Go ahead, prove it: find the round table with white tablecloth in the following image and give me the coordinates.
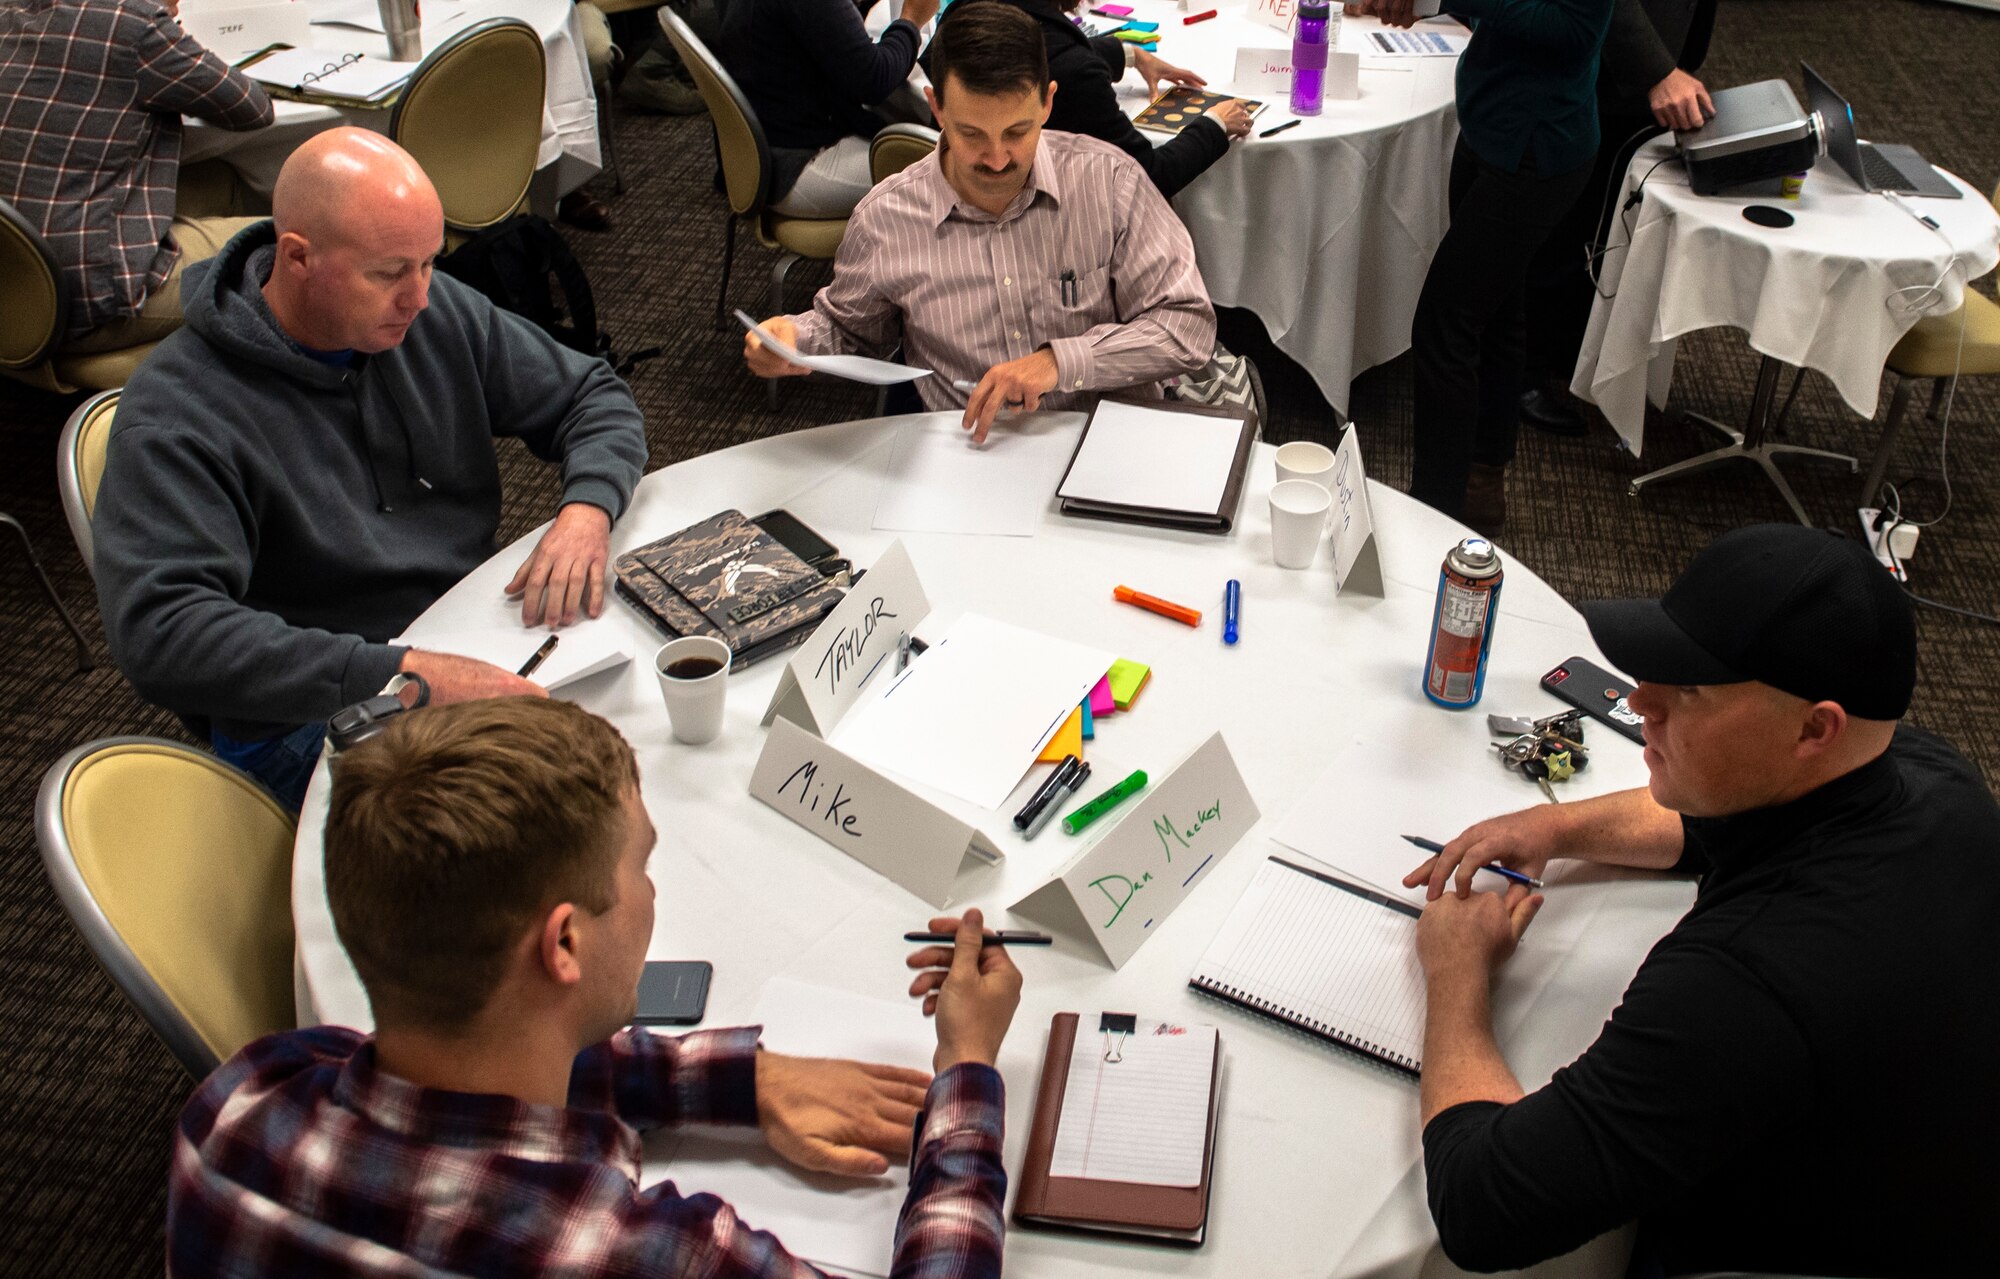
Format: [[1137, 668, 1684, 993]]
[[183, 0, 601, 198], [291, 413, 1692, 1277]]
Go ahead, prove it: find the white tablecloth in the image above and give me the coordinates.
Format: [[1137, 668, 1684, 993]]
[[1117, 6, 1461, 414], [290, 414, 1692, 1278], [1572, 137, 2000, 456], [183, 0, 600, 198]]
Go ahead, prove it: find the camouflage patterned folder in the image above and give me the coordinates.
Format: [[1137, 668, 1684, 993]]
[[613, 510, 841, 668]]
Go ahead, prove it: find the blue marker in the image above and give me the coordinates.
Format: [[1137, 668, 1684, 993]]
[[1223, 579, 1241, 645]]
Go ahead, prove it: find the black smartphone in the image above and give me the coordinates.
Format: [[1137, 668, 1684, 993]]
[[633, 960, 712, 1026], [1541, 657, 1647, 745], [752, 509, 839, 569]]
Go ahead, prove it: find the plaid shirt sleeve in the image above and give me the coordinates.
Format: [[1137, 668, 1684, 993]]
[[570, 1025, 767, 1128], [132, 5, 272, 129]]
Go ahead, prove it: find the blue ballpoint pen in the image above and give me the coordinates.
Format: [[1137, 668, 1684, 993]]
[[1401, 835, 1547, 889], [1223, 579, 1241, 645]]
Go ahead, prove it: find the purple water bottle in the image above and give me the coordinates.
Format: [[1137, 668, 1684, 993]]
[[1290, 1, 1331, 117]]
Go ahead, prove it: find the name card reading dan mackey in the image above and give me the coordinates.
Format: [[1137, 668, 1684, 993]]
[[1012, 731, 1258, 968], [763, 539, 929, 738], [750, 715, 1001, 908], [1329, 425, 1385, 597]]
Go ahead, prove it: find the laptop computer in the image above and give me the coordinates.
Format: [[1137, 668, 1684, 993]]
[[1802, 62, 1962, 198]]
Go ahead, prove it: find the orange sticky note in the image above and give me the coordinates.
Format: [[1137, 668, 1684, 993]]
[[1036, 706, 1085, 764]]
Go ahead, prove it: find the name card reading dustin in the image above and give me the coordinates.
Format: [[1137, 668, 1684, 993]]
[[750, 715, 1001, 908], [763, 540, 929, 737], [1329, 425, 1385, 596], [1011, 732, 1258, 968]]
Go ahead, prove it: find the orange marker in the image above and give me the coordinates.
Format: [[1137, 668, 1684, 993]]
[[1114, 585, 1202, 627]]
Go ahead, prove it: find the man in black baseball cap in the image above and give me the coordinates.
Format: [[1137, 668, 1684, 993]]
[[1398, 525, 1999, 1276]]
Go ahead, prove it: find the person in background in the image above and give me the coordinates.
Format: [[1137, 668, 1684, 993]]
[[1407, 524, 1998, 1275], [168, 696, 1024, 1279], [932, 0, 1252, 198], [0, 0, 273, 353], [717, 0, 940, 219], [93, 129, 647, 810], [1519, 0, 1714, 436], [561, 0, 620, 231], [1363, 0, 1614, 536], [743, 1, 1214, 442]]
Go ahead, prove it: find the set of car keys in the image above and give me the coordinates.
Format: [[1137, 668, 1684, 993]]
[[1487, 710, 1590, 803]]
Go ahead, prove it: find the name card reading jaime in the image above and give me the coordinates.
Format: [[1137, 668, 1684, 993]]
[[1233, 46, 1293, 96], [1012, 732, 1258, 968], [1329, 426, 1385, 596], [763, 539, 929, 738], [750, 715, 1001, 908]]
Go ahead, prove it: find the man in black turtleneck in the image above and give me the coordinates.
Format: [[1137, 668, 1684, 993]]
[[1401, 524, 1998, 1276]]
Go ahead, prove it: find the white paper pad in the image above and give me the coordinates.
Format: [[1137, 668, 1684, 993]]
[[832, 614, 1114, 811], [871, 415, 1073, 537], [1050, 1019, 1215, 1186], [395, 626, 631, 691], [650, 979, 933, 1279], [246, 47, 410, 98], [737, 310, 932, 386], [1056, 400, 1240, 516]]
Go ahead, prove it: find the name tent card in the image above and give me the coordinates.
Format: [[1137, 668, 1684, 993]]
[[1233, 46, 1293, 96], [750, 716, 1001, 908], [1329, 426, 1385, 597], [1250, 0, 1297, 35], [762, 540, 929, 737], [1011, 732, 1259, 968]]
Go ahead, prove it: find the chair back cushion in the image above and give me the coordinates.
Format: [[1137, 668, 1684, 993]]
[[58, 389, 118, 571], [870, 124, 939, 185], [0, 198, 66, 369], [40, 740, 298, 1076], [660, 8, 768, 216], [392, 19, 547, 232]]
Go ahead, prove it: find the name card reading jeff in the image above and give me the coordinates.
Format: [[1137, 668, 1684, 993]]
[[764, 539, 931, 738]]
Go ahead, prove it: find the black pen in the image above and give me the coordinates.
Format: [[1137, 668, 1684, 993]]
[[1013, 755, 1080, 830], [903, 930, 1054, 946], [1260, 118, 1302, 138], [1060, 268, 1077, 306], [1402, 835, 1545, 888], [518, 634, 559, 678]]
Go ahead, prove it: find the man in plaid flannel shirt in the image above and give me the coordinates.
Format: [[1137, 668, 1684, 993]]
[[167, 698, 1024, 1277], [0, 0, 272, 351]]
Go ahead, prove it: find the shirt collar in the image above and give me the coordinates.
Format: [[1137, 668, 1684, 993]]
[[1682, 741, 1904, 887], [924, 134, 1062, 228], [333, 1040, 643, 1176]]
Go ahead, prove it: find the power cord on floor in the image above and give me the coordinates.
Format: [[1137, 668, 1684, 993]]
[[1868, 484, 2000, 626]]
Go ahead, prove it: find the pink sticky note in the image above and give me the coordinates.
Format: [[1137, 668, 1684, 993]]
[[1088, 674, 1116, 716]]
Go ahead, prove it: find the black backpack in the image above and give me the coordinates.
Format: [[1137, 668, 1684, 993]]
[[436, 214, 658, 377]]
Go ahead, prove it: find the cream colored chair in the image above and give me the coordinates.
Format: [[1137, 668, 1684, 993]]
[[59, 389, 118, 573], [660, 7, 847, 348], [870, 122, 939, 185], [0, 198, 160, 392], [38, 738, 299, 1078], [391, 18, 547, 240]]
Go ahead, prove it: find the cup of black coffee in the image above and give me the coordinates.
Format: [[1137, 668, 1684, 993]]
[[655, 636, 731, 745]]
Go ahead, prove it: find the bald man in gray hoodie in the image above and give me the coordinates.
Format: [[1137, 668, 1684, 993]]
[[95, 128, 648, 808]]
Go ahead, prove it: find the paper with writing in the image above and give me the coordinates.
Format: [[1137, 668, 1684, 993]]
[[1057, 401, 1241, 518], [737, 310, 932, 386], [393, 626, 630, 692], [871, 413, 1076, 537], [1249, 0, 1297, 35], [1049, 1020, 1217, 1187], [1327, 426, 1385, 596], [763, 541, 928, 737], [1232, 46, 1293, 95], [749, 716, 1000, 907], [1011, 731, 1258, 968]]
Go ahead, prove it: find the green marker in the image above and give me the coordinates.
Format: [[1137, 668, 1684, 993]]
[[1061, 769, 1148, 835]]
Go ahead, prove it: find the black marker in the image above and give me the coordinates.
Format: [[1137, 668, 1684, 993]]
[[1013, 755, 1079, 830], [1260, 119, 1302, 138], [518, 634, 558, 678]]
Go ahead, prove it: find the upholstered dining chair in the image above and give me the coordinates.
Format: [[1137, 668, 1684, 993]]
[[38, 738, 299, 1078], [869, 123, 939, 184], [0, 198, 159, 393], [390, 18, 547, 241]]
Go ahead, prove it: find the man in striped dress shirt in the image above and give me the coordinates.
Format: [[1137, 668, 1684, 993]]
[[744, 1, 1215, 443]]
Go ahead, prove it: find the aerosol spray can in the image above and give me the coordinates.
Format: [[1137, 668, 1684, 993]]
[[1423, 537, 1503, 708]]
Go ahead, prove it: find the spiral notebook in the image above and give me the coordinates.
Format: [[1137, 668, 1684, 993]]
[[1188, 855, 1425, 1078], [244, 47, 411, 103]]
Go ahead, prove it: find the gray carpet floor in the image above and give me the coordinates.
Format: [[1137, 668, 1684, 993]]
[[1, 0, 1996, 1269]]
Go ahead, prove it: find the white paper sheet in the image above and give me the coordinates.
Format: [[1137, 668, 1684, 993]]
[[394, 626, 631, 692], [736, 310, 932, 386], [871, 415, 1073, 537], [650, 979, 934, 1279], [1056, 401, 1241, 516], [832, 614, 1114, 811], [306, 0, 465, 34], [1050, 1018, 1215, 1186]]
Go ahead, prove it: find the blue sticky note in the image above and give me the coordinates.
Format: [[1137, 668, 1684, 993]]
[[1123, 19, 1158, 30], [1080, 698, 1095, 740]]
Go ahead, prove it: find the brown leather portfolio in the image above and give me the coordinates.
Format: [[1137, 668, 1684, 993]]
[[1012, 1012, 1221, 1245]]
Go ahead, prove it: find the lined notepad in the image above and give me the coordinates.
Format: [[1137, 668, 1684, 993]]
[[1049, 1020, 1217, 1187], [1189, 856, 1426, 1077]]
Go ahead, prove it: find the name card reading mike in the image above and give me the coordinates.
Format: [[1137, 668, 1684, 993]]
[[763, 540, 929, 737], [1011, 732, 1258, 968], [1329, 426, 1385, 597], [750, 715, 1002, 907]]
